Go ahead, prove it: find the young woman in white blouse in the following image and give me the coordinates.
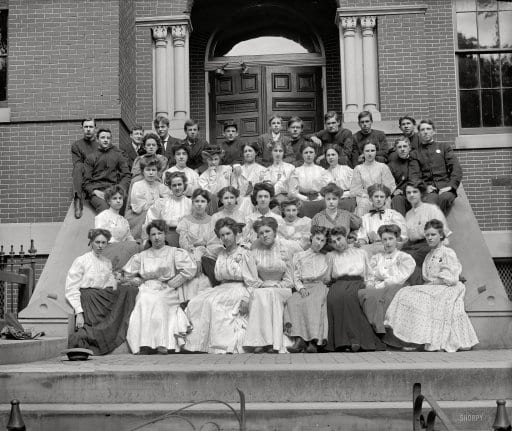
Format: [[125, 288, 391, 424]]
[[262, 141, 297, 203], [325, 145, 355, 212]]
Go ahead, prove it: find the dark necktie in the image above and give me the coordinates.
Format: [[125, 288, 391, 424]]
[[369, 209, 385, 219]]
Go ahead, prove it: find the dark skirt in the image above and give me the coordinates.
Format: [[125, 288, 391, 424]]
[[165, 227, 180, 247], [326, 276, 386, 351], [68, 286, 138, 355], [401, 239, 429, 285], [358, 285, 403, 334]]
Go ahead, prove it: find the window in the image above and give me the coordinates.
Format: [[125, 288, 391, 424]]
[[225, 37, 310, 57], [455, 0, 512, 129], [0, 9, 6, 103]]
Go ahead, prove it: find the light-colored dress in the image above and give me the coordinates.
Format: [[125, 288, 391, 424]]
[[294, 164, 333, 201], [358, 250, 416, 334], [199, 165, 233, 195], [262, 162, 298, 197], [243, 238, 302, 352], [277, 217, 312, 250], [384, 245, 479, 352], [211, 208, 245, 225], [131, 154, 168, 183], [405, 203, 451, 242], [328, 165, 353, 198], [165, 165, 200, 197], [243, 209, 284, 246], [283, 249, 329, 344], [356, 208, 407, 256], [185, 246, 252, 353], [94, 208, 140, 271], [126, 180, 171, 239], [233, 162, 267, 216], [143, 195, 192, 240], [350, 161, 396, 216], [124, 245, 197, 353]]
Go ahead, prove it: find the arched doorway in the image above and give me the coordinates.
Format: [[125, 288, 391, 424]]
[[193, 1, 334, 145]]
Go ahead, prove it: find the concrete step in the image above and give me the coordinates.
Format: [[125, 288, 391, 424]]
[[0, 336, 67, 365], [0, 400, 509, 431], [1, 352, 511, 404]]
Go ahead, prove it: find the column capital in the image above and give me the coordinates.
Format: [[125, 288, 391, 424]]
[[360, 16, 377, 34], [171, 24, 188, 47], [151, 25, 167, 44], [341, 16, 358, 31]]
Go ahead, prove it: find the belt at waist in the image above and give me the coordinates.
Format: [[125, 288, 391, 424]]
[[332, 275, 363, 282]]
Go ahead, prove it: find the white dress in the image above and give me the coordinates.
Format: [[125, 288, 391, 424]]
[[234, 162, 267, 216], [294, 164, 333, 201], [199, 165, 233, 195], [350, 161, 396, 216], [328, 165, 353, 198], [262, 162, 298, 196], [277, 217, 312, 250], [124, 246, 197, 353], [243, 238, 302, 352], [165, 165, 200, 197], [405, 202, 451, 242], [143, 195, 192, 240], [211, 208, 245, 225], [384, 245, 479, 352], [185, 246, 252, 353], [242, 209, 284, 246]]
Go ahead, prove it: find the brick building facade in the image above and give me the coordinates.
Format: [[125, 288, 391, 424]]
[[0, 0, 511, 261]]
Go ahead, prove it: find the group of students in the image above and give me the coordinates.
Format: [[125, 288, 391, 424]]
[[64, 111, 478, 355]]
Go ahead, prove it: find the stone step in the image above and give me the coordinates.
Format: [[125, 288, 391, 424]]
[[0, 336, 67, 365], [1, 352, 511, 404], [0, 400, 509, 431]]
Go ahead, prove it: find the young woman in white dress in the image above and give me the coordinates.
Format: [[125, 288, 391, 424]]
[[165, 144, 200, 197], [262, 141, 298, 203], [325, 145, 355, 212], [277, 197, 311, 250]]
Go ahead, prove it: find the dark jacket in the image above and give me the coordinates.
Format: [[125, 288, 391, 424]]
[[168, 138, 208, 172], [71, 137, 97, 168], [220, 139, 244, 165], [257, 133, 293, 167], [387, 152, 421, 192], [412, 140, 463, 193], [313, 128, 353, 167], [119, 141, 141, 170], [83, 145, 131, 195], [352, 129, 389, 165]]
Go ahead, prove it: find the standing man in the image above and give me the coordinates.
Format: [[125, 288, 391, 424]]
[[154, 115, 180, 163], [71, 119, 98, 219], [414, 119, 462, 214], [120, 125, 144, 170], [398, 115, 420, 150], [352, 111, 389, 165], [83, 127, 131, 214]]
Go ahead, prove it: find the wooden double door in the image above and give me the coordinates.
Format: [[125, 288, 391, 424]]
[[209, 65, 323, 145]]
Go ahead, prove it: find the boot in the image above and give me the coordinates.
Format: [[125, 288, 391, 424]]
[[74, 197, 83, 219], [287, 337, 306, 353], [306, 342, 317, 353]]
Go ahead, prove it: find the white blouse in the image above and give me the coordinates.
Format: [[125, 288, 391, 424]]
[[243, 209, 284, 246], [277, 217, 312, 250], [292, 248, 330, 291], [165, 166, 200, 197], [328, 165, 353, 198], [95, 209, 135, 242], [130, 180, 171, 214], [199, 165, 232, 195], [366, 250, 416, 289], [233, 163, 267, 197], [405, 203, 451, 242], [356, 208, 408, 243], [262, 162, 297, 196], [211, 208, 245, 225], [65, 251, 117, 314], [328, 247, 370, 280], [294, 164, 333, 200], [350, 161, 396, 198], [144, 195, 192, 238], [176, 215, 222, 259]]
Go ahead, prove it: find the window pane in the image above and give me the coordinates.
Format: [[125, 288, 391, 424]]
[[499, 1, 512, 10], [502, 53, 512, 86], [481, 89, 502, 126], [480, 53, 500, 87], [503, 89, 512, 126], [456, 0, 476, 11], [477, 0, 497, 10], [225, 37, 311, 56], [460, 90, 481, 127], [0, 11, 6, 56], [457, 13, 478, 48], [478, 11, 499, 48], [499, 11, 512, 47], [458, 54, 479, 88]]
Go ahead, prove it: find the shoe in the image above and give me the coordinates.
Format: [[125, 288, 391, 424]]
[[253, 347, 265, 354], [287, 337, 306, 353], [350, 343, 361, 352], [156, 346, 168, 355], [306, 342, 317, 353], [74, 197, 83, 219]]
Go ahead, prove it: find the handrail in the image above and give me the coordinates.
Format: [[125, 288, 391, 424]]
[[127, 388, 246, 431], [413, 383, 457, 431]]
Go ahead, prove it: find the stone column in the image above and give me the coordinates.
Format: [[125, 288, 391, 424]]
[[361, 16, 379, 116], [171, 24, 188, 120], [152, 25, 169, 117], [341, 17, 359, 121]]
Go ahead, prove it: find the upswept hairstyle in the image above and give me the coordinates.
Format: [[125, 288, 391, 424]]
[[320, 182, 343, 198], [214, 217, 244, 237], [377, 224, 401, 239], [368, 183, 392, 199], [253, 216, 278, 234], [104, 184, 126, 203], [87, 228, 112, 244], [165, 171, 188, 188], [251, 182, 275, 206], [424, 218, 445, 240]]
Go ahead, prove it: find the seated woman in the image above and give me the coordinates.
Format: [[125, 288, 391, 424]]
[[262, 141, 298, 203], [94, 185, 141, 271], [185, 218, 251, 353], [294, 143, 333, 218], [257, 115, 294, 167], [358, 224, 416, 335], [277, 198, 311, 250], [199, 146, 232, 214], [350, 142, 396, 217], [355, 184, 407, 257], [233, 142, 267, 217], [284, 226, 330, 353], [243, 182, 284, 246], [243, 217, 302, 353], [325, 226, 386, 352], [126, 156, 171, 239], [325, 145, 356, 212], [176, 188, 220, 297], [384, 219, 479, 352], [165, 144, 200, 197], [131, 133, 168, 184], [65, 229, 139, 355], [312, 183, 361, 235], [124, 220, 197, 354], [211, 186, 245, 225], [143, 171, 192, 246], [401, 180, 451, 284]]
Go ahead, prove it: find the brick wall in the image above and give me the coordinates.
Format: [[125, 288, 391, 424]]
[[119, 0, 137, 133], [136, 0, 188, 18], [322, 26, 342, 113], [135, 26, 154, 131]]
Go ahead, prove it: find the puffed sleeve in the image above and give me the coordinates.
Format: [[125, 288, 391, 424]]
[[158, 182, 172, 198], [65, 255, 86, 314], [321, 168, 334, 189], [130, 182, 150, 214], [383, 252, 416, 288], [241, 250, 263, 292], [427, 247, 461, 286], [381, 164, 396, 194], [389, 210, 408, 242], [176, 218, 194, 252], [292, 254, 304, 291], [131, 156, 142, 176], [356, 215, 369, 243], [122, 252, 142, 277], [174, 247, 198, 280], [142, 198, 164, 240], [350, 166, 364, 198]]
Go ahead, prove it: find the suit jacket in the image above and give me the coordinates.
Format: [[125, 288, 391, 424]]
[[387, 152, 421, 192], [412, 140, 463, 193], [119, 141, 140, 170], [162, 134, 182, 164], [352, 129, 389, 165], [313, 128, 353, 167], [83, 145, 131, 195]]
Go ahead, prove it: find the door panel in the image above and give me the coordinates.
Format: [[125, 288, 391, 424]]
[[210, 65, 322, 145]]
